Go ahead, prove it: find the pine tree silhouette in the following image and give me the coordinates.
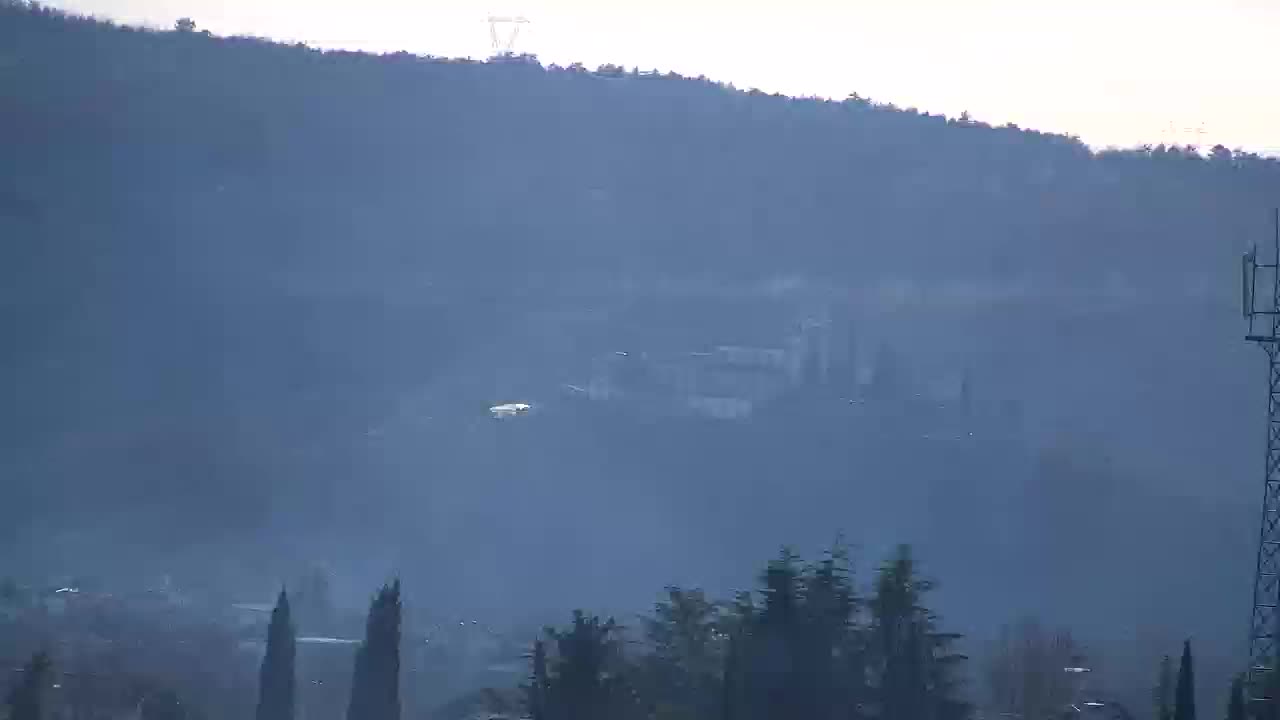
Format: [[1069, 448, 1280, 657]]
[[1155, 655, 1174, 720], [1174, 639, 1196, 720], [256, 588, 296, 720], [347, 580, 402, 720], [526, 638, 549, 720], [543, 610, 636, 720], [870, 545, 968, 720], [6, 652, 51, 720], [1227, 674, 1245, 720]]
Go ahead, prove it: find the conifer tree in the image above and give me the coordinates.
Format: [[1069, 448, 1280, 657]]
[[526, 638, 549, 720], [6, 652, 51, 720], [1175, 640, 1196, 720], [870, 545, 968, 720], [640, 586, 724, 720], [1156, 655, 1175, 720], [256, 588, 296, 720], [543, 610, 637, 720], [720, 630, 741, 720], [801, 542, 859, 720], [1227, 674, 1245, 720], [346, 580, 402, 720], [718, 591, 756, 720], [751, 548, 805, 720]]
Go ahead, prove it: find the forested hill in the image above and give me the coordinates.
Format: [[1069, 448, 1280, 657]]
[[5, 1, 1277, 698], [5, 0, 1280, 288], [0, 1, 1276, 581]]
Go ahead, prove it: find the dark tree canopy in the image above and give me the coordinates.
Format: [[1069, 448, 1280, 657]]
[[613, 543, 966, 720], [1175, 640, 1196, 720], [347, 581, 402, 720], [1227, 674, 1245, 720], [6, 653, 51, 720], [255, 588, 296, 720], [1155, 654, 1175, 720], [539, 610, 639, 720]]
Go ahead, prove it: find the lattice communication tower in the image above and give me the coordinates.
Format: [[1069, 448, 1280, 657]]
[[1243, 208, 1280, 716], [488, 16, 530, 57]]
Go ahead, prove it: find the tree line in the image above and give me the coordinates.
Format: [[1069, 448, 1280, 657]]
[[5, 545, 1265, 720], [525, 544, 968, 720], [5, 544, 968, 720]]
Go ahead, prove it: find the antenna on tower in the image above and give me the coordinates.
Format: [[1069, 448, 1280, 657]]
[[1242, 208, 1280, 716], [488, 15, 530, 57]]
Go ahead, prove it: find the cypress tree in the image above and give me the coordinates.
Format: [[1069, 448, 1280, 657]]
[[639, 586, 724, 720], [256, 588, 296, 720], [753, 548, 804, 720], [800, 543, 858, 720], [346, 580, 402, 720], [543, 610, 635, 720], [720, 630, 741, 720], [871, 546, 924, 720], [1227, 674, 1245, 720], [527, 638, 549, 720], [870, 545, 968, 720], [1156, 655, 1175, 720], [6, 652, 51, 720], [1175, 640, 1196, 720], [719, 592, 756, 720]]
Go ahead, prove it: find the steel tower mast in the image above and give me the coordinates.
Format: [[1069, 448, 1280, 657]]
[[487, 16, 529, 57], [1244, 208, 1280, 715]]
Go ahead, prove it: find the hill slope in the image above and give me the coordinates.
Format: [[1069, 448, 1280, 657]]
[[0, 5, 1275, 704]]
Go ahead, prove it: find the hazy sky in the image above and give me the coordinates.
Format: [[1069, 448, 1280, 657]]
[[51, 0, 1280, 153]]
